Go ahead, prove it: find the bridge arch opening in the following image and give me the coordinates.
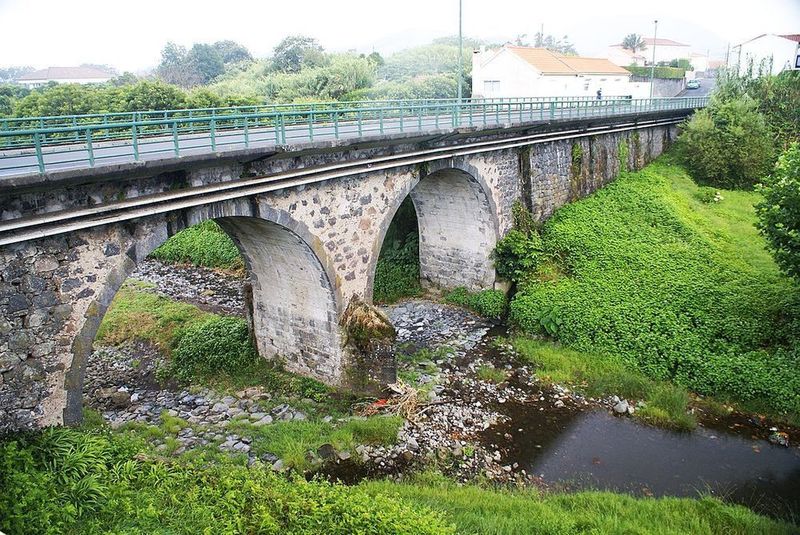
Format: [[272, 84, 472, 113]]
[[371, 166, 498, 303], [69, 213, 342, 426]]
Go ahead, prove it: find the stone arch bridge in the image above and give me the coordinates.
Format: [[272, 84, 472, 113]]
[[0, 103, 698, 431]]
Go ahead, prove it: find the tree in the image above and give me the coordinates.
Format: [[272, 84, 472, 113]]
[[185, 43, 225, 85], [757, 144, 800, 280], [212, 40, 252, 65], [678, 95, 774, 189], [621, 33, 645, 53], [0, 66, 35, 83], [156, 42, 193, 87], [272, 35, 326, 73], [533, 32, 577, 55], [116, 80, 187, 111]]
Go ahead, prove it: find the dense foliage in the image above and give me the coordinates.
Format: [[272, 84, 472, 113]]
[[156, 40, 252, 87], [443, 287, 508, 319], [625, 66, 687, 79], [715, 68, 800, 148], [373, 198, 422, 303], [509, 159, 800, 417], [492, 202, 544, 282], [0, 427, 451, 534], [757, 144, 800, 280], [5, 79, 258, 118], [170, 316, 258, 381], [149, 220, 244, 271], [677, 95, 774, 188]]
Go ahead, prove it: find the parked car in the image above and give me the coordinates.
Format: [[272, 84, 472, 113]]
[[686, 79, 701, 89]]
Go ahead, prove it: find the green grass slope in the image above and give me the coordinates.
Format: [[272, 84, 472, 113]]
[[511, 157, 800, 418]]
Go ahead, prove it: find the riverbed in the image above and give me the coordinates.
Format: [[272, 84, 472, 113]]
[[85, 258, 800, 519]]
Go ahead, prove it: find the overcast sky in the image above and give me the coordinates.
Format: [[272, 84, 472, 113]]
[[1, 0, 798, 72]]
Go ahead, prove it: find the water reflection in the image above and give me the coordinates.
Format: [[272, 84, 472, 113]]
[[483, 405, 800, 518]]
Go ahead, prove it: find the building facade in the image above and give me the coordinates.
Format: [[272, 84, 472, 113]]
[[734, 34, 800, 76], [472, 45, 648, 99]]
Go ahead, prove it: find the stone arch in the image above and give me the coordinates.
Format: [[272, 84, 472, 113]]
[[61, 198, 343, 425], [368, 162, 499, 301]]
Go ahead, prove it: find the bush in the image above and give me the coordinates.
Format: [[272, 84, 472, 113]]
[[492, 229, 544, 282], [678, 96, 774, 189], [149, 220, 244, 271], [445, 287, 507, 319], [492, 201, 544, 282], [757, 143, 800, 280], [0, 428, 453, 534], [625, 65, 686, 79], [170, 315, 258, 381]]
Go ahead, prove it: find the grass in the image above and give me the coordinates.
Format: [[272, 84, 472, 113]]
[[149, 219, 245, 272], [510, 156, 800, 421], [96, 280, 209, 351], [513, 338, 697, 430], [227, 415, 403, 470], [362, 473, 797, 534], [476, 364, 509, 384], [0, 427, 449, 535]]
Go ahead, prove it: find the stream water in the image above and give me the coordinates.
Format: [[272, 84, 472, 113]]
[[482, 401, 800, 519]]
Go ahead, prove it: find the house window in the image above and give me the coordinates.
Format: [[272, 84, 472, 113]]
[[484, 80, 501, 94]]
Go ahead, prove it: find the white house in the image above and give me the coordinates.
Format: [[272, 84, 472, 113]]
[[16, 66, 113, 88], [607, 37, 691, 67], [734, 34, 800, 76], [472, 45, 648, 99]]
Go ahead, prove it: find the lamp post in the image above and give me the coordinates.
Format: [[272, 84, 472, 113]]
[[457, 0, 463, 102], [649, 19, 658, 98]]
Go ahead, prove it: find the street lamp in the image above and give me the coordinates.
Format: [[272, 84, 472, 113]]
[[457, 0, 463, 102], [649, 19, 658, 98]]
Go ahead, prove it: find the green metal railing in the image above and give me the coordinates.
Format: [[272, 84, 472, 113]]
[[0, 95, 632, 137], [0, 96, 708, 176]]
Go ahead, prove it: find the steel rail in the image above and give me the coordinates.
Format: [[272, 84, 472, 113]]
[[0, 117, 684, 246]]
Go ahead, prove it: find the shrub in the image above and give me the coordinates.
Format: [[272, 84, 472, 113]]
[[677, 95, 774, 189], [757, 143, 800, 280], [150, 220, 244, 271], [170, 315, 258, 381], [493, 201, 544, 283], [444, 287, 507, 319], [492, 230, 544, 283]]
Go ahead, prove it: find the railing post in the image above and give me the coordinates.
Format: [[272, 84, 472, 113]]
[[334, 112, 339, 139], [280, 114, 287, 144], [308, 112, 314, 141], [243, 117, 250, 148], [358, 110, 363, 136], [549, 101, 555, 120], [172, 122, 180, 156], [34, 132, 45, 173], [86, 129, 94, 167], [380, 108, 385, 134], [210, 118, 217, 151], [132, 125, 139, 161], [399, 107, 404, 132]]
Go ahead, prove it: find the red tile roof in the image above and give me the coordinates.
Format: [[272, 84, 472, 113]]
[[506, 46, 631, 75]]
